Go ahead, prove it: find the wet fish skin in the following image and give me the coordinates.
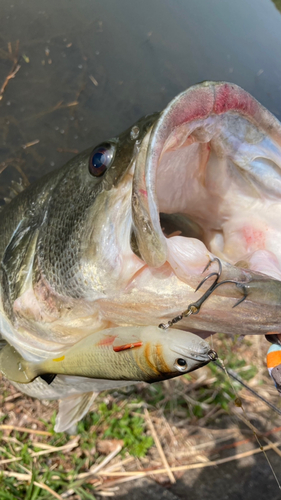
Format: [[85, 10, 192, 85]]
[[0, 325, 211, 384]]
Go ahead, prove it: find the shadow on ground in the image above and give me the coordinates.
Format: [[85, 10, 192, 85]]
[[114, 446, 281, 500]]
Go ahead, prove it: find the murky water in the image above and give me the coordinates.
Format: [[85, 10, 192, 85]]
[[1, 0, 281, 199]]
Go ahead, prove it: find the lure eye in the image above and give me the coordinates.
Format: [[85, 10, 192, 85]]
[[176, 358, 188, 371], [89, 143, 114, 177]]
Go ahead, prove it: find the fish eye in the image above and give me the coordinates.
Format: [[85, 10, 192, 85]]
[[89, 143, 114, 177], [175, 358, 188, 371]]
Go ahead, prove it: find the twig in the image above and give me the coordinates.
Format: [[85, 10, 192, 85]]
[[95, 474, 150, 490], [0, 436, 23, 446], [80, 444, 122, 478], [28, 441, 61, 450], [90, 456, 134, 475], [95, 492, 115, 497], [144, 409, 176, 483], [263, 436, 281, 459], [0, 439, 79, 465], [89, 75, 98, 86], [62, 443, 123, 498], [0, 424, 52, 436], [63, 444, 122, 498], [30, 438, 79, 458], [0, 63, 20, 100], [22, 139, 40, 149], [33, 481, 63, 500], [0, 471, 31, 480], [3, 392, 22, 402], [1, 468, 63, 499], [0, 456, 22, 465], [69, 457, 134, 483]]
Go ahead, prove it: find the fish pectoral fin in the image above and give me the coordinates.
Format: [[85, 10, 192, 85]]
[[54, 391, 99, 433]]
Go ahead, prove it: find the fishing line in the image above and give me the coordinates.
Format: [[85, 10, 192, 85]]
[[213, 360, 281, 417], [211, 354, 281, 491]]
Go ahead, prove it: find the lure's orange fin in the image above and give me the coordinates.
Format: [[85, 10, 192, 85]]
[[113, 341, 143, 352], [112, 332, 143, 352]]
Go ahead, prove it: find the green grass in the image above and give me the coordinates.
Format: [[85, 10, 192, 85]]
[[95, 402, 154, 457], [0, 394, 155, 499]]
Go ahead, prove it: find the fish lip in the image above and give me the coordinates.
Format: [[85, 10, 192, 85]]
[[132, 123, 168, 267], [133, 82, 218, 266]]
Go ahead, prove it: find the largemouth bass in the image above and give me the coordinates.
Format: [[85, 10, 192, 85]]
[[0, 326, 210, 383], [2, 81, 281, 430]]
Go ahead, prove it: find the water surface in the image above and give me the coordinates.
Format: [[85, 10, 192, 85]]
[[1, 0, 281, 199]]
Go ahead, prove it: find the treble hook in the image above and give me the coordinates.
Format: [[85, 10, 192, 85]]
[[159, 257, 222, 329], [195, 257, 222, 292], [208, 279, 249, 308], [159, 257, 248, 330]]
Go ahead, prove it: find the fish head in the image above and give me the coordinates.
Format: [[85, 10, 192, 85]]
[[158, 329, 211, 376], [33, 111, 161, 300], [137, 327, 211, 380]]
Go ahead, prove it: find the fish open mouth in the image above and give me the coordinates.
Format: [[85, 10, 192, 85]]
[[133, 82, 281, 285]]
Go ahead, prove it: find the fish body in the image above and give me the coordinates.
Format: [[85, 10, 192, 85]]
[[0, 325, 211, 383], [2, 81, 281, 429]]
